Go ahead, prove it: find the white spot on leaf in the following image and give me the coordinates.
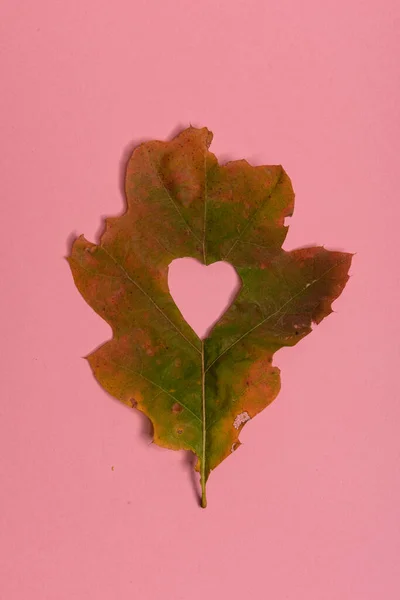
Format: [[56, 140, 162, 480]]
[[233, 411, 251, 429]]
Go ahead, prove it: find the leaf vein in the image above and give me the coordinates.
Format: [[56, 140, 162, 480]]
[[223, 168, 283, 260], [205, 259, 347, 372], [112, 361, 202, 423], [145, 148, 202, 245]]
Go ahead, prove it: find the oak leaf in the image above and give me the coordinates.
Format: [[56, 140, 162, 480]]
[[68, 127, 352, 507]]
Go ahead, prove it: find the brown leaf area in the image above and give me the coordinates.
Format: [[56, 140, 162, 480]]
[[68, 126, 352, 507]]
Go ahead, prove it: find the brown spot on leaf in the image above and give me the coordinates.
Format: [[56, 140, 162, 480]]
[[172, 403, 183, 414]]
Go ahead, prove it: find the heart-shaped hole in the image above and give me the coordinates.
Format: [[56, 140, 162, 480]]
[[168, 258, 241, 339]]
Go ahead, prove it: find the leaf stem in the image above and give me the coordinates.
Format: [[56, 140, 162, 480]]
[[201, 340, 207, 508], [201, 478, 207, 508]]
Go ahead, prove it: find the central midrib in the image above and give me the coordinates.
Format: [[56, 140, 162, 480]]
[[201, 151, 208, 508], [201, 341, 207, 508]]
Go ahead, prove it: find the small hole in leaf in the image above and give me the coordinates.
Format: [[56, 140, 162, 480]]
[[231, 441, 240, 453]]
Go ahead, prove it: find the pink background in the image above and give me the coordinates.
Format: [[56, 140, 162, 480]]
[[1, 1, 399, 598]]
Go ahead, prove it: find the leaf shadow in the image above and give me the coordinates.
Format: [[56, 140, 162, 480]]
[[218, 152, 265, 167], [218, 153, 235, 165]]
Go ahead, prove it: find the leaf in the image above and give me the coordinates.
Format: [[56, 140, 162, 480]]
[[67, 126, 352, 508]]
